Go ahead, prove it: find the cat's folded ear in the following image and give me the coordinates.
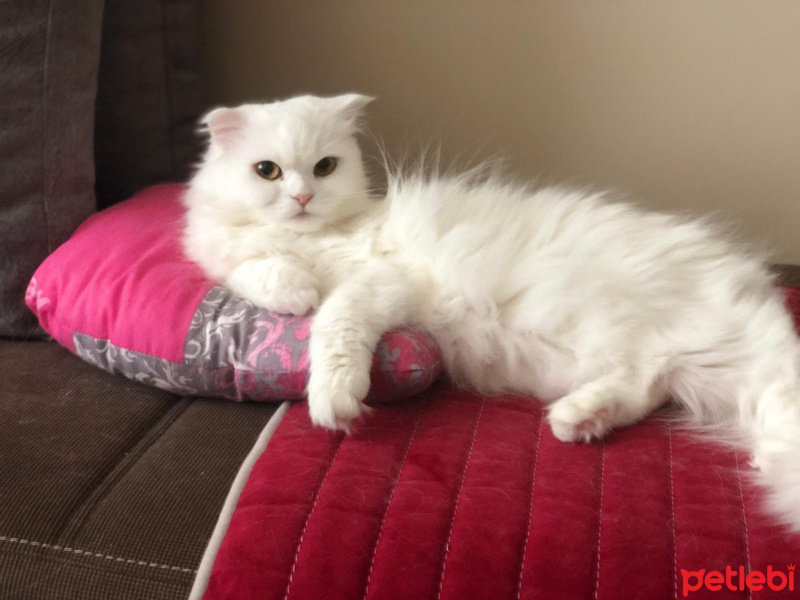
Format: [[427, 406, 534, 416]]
[[200, 107, 247, 159], [329, 94, 375, 130]]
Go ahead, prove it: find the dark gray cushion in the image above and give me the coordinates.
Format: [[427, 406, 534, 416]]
[[0, 0, 104, 337], [94, 0, 205, 208]]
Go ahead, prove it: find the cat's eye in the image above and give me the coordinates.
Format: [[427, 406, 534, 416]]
[[255, 161, 282, 180], [313, 157, 338, 177]]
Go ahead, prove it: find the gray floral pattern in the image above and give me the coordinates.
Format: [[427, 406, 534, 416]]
[[74, 285, 442, 401]]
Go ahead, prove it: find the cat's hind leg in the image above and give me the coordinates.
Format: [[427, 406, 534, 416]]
[[547, 365, 667, 443]]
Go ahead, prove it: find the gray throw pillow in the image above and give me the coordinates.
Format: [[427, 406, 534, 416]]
[[0, 0, 104, 337], [94, 0, 205, 209]]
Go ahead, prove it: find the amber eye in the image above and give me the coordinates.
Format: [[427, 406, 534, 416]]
[[254, 161, 282, 180], [313, 157, 338, 177]]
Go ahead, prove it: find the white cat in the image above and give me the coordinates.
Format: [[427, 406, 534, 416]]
[[184, 94, 800, 530]]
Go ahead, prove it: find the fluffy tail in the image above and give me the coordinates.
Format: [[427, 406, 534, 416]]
[[757, 450, 800, 532], [748, 382, 800, 532]]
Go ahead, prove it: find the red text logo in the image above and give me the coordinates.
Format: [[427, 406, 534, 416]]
[[681, 565, 795, 596]]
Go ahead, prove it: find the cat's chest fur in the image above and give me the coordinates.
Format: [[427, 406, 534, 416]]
[[287, 212, 390, 295]]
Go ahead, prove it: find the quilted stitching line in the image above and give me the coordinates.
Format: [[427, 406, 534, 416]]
[[283, 435, 346, 600], [362, 403, 429, 600], [0, 536, 196, 574], [668, 425, 678, 600], [515, 409, 545, 600], [436, 398, 486, 600], [734, 451, 753, 600], [593, 444, 607, 600]]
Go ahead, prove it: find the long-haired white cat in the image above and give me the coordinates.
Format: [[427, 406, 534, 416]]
[[184, 94, 800, 531]]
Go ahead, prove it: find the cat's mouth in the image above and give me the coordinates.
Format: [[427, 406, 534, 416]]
[[291, 211, 315, 222], [286, 210, 323, 231]]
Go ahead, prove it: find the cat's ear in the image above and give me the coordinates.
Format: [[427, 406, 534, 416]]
[[201, 107, 246, 159], [329, 94, 375, 129]]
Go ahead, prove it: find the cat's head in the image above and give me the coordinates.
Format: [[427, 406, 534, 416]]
[[191, 94, 374, 232]]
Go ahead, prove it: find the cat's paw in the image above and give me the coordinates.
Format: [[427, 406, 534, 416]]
[[749, 453, 768, 472], [256, 285, 320, 316], [750, 439, 793, 472], [229, 259, 320, 315], [547, 393, 615, 443], [307, 368, 371, 432], [248, 268, 319, 315]]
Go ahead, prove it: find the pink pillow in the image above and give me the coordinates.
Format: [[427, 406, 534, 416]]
[[26, 184, 442, 402]]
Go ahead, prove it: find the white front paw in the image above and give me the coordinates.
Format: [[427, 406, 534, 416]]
[[307, 368, 371, 432], [229, 259, 320, 316], [257, 285, 320, 316], [248, 267, 319, 315]]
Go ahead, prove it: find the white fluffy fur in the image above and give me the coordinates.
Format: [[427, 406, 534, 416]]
[[184, 94, 800, 531]]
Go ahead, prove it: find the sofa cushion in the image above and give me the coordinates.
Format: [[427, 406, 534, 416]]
[[0, 339, 280, 600], [0, 0, 104, 337], [202, 384, 800, 600]]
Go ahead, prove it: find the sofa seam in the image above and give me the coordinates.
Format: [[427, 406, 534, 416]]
[[362, 401, 429, 600], [592, 444, 607, 600], [436, 398, 486, 599], [51, 398, 193, 540], [187, 401, 291, 600], [283, 435, 346, 600], [0, 535, 197, 574], [668, 425, 678, 600], [734, 451, 753, 600], [515, 409, 545, 600]]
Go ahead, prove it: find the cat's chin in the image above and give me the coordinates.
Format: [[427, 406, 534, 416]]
[[279, 212, 326, 233]]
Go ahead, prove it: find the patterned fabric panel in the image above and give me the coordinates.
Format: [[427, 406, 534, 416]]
[[74, 284, 443, 402]]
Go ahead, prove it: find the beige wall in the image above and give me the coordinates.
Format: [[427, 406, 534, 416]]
[[200, 1, 800, 262]]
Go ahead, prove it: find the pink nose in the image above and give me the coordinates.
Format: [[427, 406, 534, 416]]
[[293, 193, 313, 208]]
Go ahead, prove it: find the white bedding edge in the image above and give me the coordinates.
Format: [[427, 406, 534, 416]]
[[188, 400, 292, 600]]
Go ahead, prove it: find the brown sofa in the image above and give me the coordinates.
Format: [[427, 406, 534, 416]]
[[0, 2, 280, 598]]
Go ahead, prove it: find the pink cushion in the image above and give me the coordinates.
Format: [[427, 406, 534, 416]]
[[26, 184, 442, 401]]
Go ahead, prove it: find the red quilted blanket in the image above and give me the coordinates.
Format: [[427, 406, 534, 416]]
[[200, 287, 800, 600]]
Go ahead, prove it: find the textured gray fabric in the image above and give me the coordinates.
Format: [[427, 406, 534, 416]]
[[0, 0, 104, 337], [94, 0, 205, 208]]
